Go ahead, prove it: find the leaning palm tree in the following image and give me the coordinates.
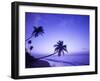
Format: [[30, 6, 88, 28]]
[[37, 40, 68, 59], [25, 26, 44, 57], [25, 26, 44, 41], [54, 41, 68, 56]]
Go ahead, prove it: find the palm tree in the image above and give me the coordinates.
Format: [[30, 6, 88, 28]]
[[37, 40, 68, 59], [54, 41, 68, 56], [25, 26, 44, 41]]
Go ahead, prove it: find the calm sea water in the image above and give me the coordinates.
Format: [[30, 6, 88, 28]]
[[31, 53, 89, 67]]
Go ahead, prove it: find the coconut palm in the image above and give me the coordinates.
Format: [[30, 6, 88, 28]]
[[25, 26, 44, 41], [37, 40, 68, 59], [54, 41, 68, 56], [32, 26, 44, 37]]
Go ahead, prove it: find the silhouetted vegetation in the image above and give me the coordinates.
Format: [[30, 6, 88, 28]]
[[25, 26, 69, 68], [30, 46, 33, 50], [25, 49, 50, 68], [26, 26, 51, 68], [26, 26, 44, 57], [28, 40, 32, 44], [54, 41, 68, 56], [37, 40, 68, 59], [25, 26, 44, 41]]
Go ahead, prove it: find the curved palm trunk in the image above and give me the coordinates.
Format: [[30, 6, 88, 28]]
[[25, 35, 33, 41], [37, 53, 56, 60]]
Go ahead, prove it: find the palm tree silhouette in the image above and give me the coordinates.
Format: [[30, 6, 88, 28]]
[[25, 26, 44, 41], [37, 40, 68, 59], [54, 41, 68, 56]]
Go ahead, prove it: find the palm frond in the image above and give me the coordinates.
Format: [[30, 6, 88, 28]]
[[54, 40, 68, 56]]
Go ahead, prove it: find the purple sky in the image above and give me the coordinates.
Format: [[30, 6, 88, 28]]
[[25, 12, 89, 55]]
